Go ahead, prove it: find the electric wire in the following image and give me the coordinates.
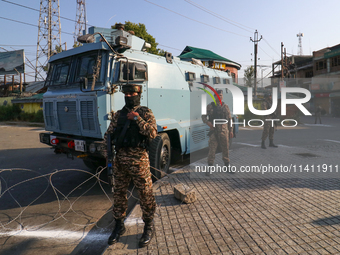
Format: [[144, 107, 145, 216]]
[[0, 16, 74, 36], [158, 44, 182, 52], [1, 0, 93, 27], [184, 0, 254, 33], [143, 0, 249, 38], [259, 45, 274, 60], [0, 44, 36, 47], [263, 37, 280, 57]]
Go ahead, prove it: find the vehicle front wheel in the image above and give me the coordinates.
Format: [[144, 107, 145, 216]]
[[82, 157, 106, 172], [149, 133, 171, 181]]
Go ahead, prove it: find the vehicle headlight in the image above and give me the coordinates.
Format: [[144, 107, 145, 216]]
[[89, 143, 96, 153]]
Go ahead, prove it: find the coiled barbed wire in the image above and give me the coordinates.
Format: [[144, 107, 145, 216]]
[[0, 163, 190, 235]]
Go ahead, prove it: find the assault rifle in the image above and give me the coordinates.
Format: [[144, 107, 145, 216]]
[[107, 133, 114, 192]]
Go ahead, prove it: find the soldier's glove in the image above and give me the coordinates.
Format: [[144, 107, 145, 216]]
[[207, 130, 214, 137]]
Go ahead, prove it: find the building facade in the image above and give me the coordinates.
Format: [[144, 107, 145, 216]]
[[178, 46, 241, 84], [270, 43, 340, 117]]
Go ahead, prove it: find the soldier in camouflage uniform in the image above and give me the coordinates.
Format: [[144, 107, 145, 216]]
[[261, 93, 278, 149], [102, 84, 157, 247], [202, 90, 233, 169]]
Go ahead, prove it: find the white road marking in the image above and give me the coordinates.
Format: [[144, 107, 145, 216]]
[[234, 142, 259, 147], [235, 142, 293, 148], [0, 229, 106, 241], [303, 124, 332, 127], [322, 139, 340, 144], [125, 217, 144, 226], [277, 144, 293, 148]]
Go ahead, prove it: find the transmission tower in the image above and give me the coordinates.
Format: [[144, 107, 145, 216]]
[[297, 32, 304, 55], [74, 0, 87, 43], [35, 0, 62, 81]]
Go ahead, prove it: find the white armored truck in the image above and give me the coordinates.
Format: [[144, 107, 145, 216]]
[[39, 26, 238, 178]]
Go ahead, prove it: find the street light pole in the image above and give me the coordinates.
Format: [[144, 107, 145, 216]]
[[250, 30, 262, 97]]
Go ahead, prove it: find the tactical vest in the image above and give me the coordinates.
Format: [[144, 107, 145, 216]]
[[113, 106, 149, 150], [263, 100, 276, 118], [208, 102, 228, 122]]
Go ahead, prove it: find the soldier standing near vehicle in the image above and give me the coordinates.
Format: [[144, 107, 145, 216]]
[[102, 84, 157, 248], [315, 105, 322, 124], [202, 89, 233, 169], [261, 93, 278, 149]]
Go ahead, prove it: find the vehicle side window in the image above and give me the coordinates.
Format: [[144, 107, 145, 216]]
[[46, 59, 71, 86], [118, 61, 147, 82], [53, 63, 69, 85], [75, 54, 99, 82]]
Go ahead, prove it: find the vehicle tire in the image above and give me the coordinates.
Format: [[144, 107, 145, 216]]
[[149, 133, 171, 181], [83, 157, 106, 172]]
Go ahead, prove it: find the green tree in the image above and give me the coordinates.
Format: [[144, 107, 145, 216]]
[[55, 44, 63, 53], [244, 65, 255, 87], [73, 41, 82, 48], [112, 21, 164, 56]]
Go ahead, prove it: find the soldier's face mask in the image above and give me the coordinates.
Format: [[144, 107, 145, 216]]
[[125, 94, 141, 108]]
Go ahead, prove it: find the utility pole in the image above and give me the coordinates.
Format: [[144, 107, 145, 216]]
[[250, 30, 262, 97], [280, 42, 288, 93], [75, 0, 87, 43], [35, 0, 62, 81], [281, 42, 284, 80]]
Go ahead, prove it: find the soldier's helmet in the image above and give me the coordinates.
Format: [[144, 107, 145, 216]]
[[216, 89, 223, 95], [121, 84, 142, 94], [115, 23, 125, 30]]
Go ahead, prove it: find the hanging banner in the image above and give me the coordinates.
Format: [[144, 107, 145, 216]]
[[0, 49, 25, 75]]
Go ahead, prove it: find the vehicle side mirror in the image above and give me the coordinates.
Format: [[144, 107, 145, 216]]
[[80, 77, 88, 90]]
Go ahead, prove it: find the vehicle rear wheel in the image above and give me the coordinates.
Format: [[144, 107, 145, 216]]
[[149, 133, 171, 181]]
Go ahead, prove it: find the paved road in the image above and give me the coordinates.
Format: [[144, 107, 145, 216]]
[[1, 116, 339, 254], [0, 123, 136, 255], [105, 116, 340, 254]]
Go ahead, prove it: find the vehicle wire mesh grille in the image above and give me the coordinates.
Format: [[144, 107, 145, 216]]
[[81, 101, 96, 131], [44, 102, 54, 127], [57, 101, 79, 132], [192, 129, 206, 144]]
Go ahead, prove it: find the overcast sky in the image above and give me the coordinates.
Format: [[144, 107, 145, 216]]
[[1, 0, 340, 82]]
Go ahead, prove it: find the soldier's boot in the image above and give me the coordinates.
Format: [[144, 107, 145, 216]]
[[225, 161, 234, 174], [206, 162, 213, 176], [269, 140, 278, 148], [108, 218, 126, 245], [139, 220, 155, 248], [261, 140, 266, 149]]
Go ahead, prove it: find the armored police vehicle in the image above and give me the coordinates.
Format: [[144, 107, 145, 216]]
[[39, 26, 238, 178]]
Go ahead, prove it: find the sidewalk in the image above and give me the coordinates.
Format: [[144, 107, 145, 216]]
[[0, 121, 44, 127], [104, 143, 340, 254]]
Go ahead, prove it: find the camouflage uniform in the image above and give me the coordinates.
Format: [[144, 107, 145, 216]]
[[261, 99, 275, 141], [102, 105, 157, 222], [315, 106, 322, 124], [202, 102, 233, 165]]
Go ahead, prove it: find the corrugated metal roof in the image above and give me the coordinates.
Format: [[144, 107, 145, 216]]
[[25, 81, 45, 93], [11, 93, 43, 103], [178, 46, 241, 69]]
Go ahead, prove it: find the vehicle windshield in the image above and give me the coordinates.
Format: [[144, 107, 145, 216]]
[[45, 50, 104, 88], [45, 58, 71, 86]]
